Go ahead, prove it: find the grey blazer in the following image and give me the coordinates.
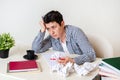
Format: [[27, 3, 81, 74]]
[[32, 25, 96, 65]]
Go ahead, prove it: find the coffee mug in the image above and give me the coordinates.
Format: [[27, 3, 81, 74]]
[[23, 50, 38, 60], [26, 50, 35, 59]]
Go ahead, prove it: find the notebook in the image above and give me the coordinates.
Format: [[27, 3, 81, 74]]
[[8, 60, 38, 72]]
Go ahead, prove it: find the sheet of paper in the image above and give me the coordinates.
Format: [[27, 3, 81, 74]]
[[41, 51, 79, 67], [41, 52, 58, 67]]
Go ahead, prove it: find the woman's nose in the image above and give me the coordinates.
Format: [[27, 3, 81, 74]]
[[51, 30, 55, 35]]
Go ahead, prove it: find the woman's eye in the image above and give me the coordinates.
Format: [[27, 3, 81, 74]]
[[46, 28, 49, 30], [52, 26, 56, 29], [52, 26, 55, 29]]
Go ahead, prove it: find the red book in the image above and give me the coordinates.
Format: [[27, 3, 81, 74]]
[[8, 60, 38, 72]]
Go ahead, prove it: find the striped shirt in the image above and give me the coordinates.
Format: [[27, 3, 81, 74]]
[[32, 25, 96, 65]]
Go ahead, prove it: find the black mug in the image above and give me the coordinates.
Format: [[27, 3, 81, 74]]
[[26, 50, 35, 59]]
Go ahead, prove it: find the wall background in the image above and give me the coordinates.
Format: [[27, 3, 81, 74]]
[[0, 0, 120, 56]]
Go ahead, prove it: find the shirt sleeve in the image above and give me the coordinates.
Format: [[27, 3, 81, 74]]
[[73, 28, 96, 65], [32, 31, 52, 53]]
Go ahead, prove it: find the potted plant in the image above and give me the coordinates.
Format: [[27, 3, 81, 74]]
[[0, 33, 15, 58]]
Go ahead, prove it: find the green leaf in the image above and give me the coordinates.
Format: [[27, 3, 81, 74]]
[[0, 33, 15, 50]]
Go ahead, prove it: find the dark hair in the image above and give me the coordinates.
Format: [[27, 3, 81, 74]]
[[43, 10, 63, 25]]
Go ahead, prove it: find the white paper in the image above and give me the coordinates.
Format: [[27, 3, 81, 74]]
[[42, 51, 98, 77]]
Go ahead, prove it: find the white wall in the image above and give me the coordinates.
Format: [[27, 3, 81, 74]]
[[0, 0, 120, 56]]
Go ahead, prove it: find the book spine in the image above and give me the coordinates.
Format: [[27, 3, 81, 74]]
[[101, 61, 120, 74], [99, 64, 118, 74], [99, 71, 120, 80]]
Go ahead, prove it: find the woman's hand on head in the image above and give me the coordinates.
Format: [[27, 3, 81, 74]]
[[39, 20, 46, 32]]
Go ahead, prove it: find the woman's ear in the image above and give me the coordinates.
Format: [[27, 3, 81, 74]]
[[61, 21, 65, 27]]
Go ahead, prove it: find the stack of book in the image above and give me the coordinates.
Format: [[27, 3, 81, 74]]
[[99, 57, 120, 80]]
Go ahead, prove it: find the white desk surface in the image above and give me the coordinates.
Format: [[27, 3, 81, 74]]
[[0, 49, 101, 80]]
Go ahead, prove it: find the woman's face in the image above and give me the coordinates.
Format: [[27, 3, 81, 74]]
[[45, 21, 65, 39]]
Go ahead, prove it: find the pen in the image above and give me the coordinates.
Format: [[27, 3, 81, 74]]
[[59, 57, 65, 60]]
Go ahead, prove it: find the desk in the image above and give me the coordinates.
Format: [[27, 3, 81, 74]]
[[0, 49, 101, 80]]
